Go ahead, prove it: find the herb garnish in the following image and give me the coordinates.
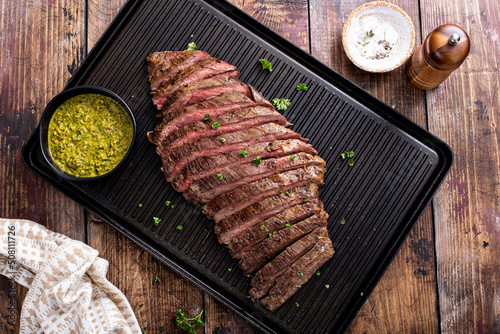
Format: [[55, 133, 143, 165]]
[[240, 150, 248, 157], [228, 268, 232, 272], [176, 225, 183, 231], [290, 155, 295, 161], [217, 173, 226, 180], [220, 137, 227, 143], [204, 113, 210, 120], [316, 271, 320, 276], [141, 323, 148, 334], [187, 42, 197, 50], [340, 217, 346, 225], [295, 302, 300, 307], [325, 285, 330, 289], [272, 98, 291, 111], [211, 122, 221, 129], [165, 200, 171, 206], [175, 309, 205, 334], [341, 150, 355, 166], [286, 221, 291, 228], [296, 83, 308, 91], [259, 58, 273, 71], [138, 203, 143, 207], [252, 156, 262, 164], [153, 217, 161, 226], [153, 274, 160, 284], [297, 271, 304, 276], [360, 292, 364, 296], [358, 30, 374, 47], [309, 179, 314, 184], [160, 326, 164, 333], [349, 159, 354, 166], [171, 204, 176, 208], [278, 190, 283, 194], [260, 225, 266, 230], [304, 196, 308, 202]]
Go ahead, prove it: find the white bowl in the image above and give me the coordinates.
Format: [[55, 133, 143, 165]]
[[342, 1, 415, 73]]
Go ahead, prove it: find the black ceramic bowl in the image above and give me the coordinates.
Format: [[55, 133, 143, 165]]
[[40, 86, 136, 181]]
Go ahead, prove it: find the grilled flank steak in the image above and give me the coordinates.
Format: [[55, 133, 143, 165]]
[[146, 50, 334, 311]]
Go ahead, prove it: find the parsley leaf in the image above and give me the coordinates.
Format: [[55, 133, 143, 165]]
[[138, 203, 143, 207], [204, 113, 210, 120], [175, 309, 205, 333], [340, 217, 346, 225], [296, 83, 308, 91], [176, 225, 183, 231], [240, 150, 248, 157], [217, 173, 225, 180], [228, 268, 232, 272], [220, 137, 227, 143], [153, 274, 160, 284], [260, 225, 266, 230], [165, 200, 171, 207], [349, 159, 355, 167], [153, 217, 161, 226], [252, 156, 262, 164], [187, 42, 197, 50], [259, 58, 273, 71], [325, 284, 330, 289], [211, 122, 221, 129], [290, 155, 295, 161], [272, 98, 291, 111]]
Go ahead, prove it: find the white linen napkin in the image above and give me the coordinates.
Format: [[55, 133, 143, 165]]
[[0, 218, 141, 333]]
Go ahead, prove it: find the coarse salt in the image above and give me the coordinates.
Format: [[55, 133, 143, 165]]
[[354, 16, 399, 60]]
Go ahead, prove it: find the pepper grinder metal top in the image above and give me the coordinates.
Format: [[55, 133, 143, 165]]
[[406, 24, 470, 90]]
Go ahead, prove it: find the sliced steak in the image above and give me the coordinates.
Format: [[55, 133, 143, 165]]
[[150, 105, 290, 149], [157, 77, 250, 111], [151, 92, 257, 144], [260, 229, 334, 311], [215, 183, 320, 244], [184, 153, 326, 204], [146, 51, 183, 81], [152, 59, 237, 102], [227, 198, 324, 258], [203, 165, 325, 222], [248, 85, 273, 108], [171, 139, 317, 191], [249, 226, 328, 301], [239, 212, 329, 274], [149, 50, 213, 91], [163, 123, 304, 177]]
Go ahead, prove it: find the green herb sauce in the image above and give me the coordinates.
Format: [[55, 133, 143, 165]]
[[48, 94, 133, 177]]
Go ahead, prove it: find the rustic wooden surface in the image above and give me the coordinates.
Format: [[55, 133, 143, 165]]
[[0, 0, 498, 333]]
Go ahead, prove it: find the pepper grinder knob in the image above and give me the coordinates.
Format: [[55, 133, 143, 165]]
[[405, 24, 470, 90]]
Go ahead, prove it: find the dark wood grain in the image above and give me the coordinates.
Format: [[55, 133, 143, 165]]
[[0, 1, 86, 333], [309, 1, 440, 332], [421, 0, 500, 332]]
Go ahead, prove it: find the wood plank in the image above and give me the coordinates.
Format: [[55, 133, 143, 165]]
[[85, 1, 205, 332], [421, 0, 500, 332], [309, 0, 440, 332], [0, 0, 86, 332]]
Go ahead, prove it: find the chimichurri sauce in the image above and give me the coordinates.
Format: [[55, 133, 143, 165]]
[[48, 94, 134, 177]]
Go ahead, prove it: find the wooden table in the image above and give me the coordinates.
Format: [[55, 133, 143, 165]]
[[1, 0, 498, 333]]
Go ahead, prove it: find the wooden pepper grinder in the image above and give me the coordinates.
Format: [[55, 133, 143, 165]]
[[405, 24, 470, 90]]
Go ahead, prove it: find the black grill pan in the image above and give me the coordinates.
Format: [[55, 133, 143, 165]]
[[22, 0, 453, 332]]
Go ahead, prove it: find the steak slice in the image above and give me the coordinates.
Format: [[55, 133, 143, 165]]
[[146, 51, 183, 81], [249, 226, 332, 303], [152, 59, 237, 102], [149, 50, 213, 91], [157, 77, 250, 111], [150, 105, 290, 149], [184, 153, 326, 204], [163, 123, 304, 177], [239, 212, 329, 274], [227, 198, 324, 258], [151, 92, 257, 144], [215, 183, 320, 244], [171, 139, 317, 191], [260, 229, 334, 311], [203, 165, 325, 222]]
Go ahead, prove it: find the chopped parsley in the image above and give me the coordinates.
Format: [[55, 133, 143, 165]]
[[260, 206, 264, 210], [141, 323, 148, 334], [228, 268, 232, 272], [240, 150, 248, 157], [153, 217, 161, 226], [290, 155, 295, 161], [204, 113, 210, 120], [360, 292, 364, 296], [187, 42, 197, 50], [297, 271, 304, 276], [285, 221, 291, 228], [246, 232, 250, 236], [272, 98, 291, 111], [138, 203, 143, 207], [171, 204, 176, 208], [220, 137, 227, 143], [340, 217, 346, 225], [304, 196, 308, 202], [263, 183, 267, 186], [295, 302, 300, 307], [278, 190, 283, 194], [309, 179, 314, 184], [165, 200, 171, 206], [256, 137, 259, 140], [316, 271, 320, 276], [175, 309, 205, 333], [259, 58, 273, 71], [325, 285, 330, 289], [211, 122, 221, 129], [269, 233, 273, 237], [176, 225, 183, 231], [349, 159, 355, 167], [260, 225, 266, 230], [269, 283, 272, 287], [296, 83, 308, 91], [217, 173, 226, 180], [285, 191, 290, 195], [153, 274, 160, 284], [252, 156, 262, 164], [340, 150, 355, 160], [160, 326, 164, 333]]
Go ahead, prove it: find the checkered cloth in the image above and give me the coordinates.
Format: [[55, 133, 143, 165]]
[[0, 218, 141, 333]]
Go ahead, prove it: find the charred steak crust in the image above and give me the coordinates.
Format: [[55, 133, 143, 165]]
[[146, 50, 334, 312]]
